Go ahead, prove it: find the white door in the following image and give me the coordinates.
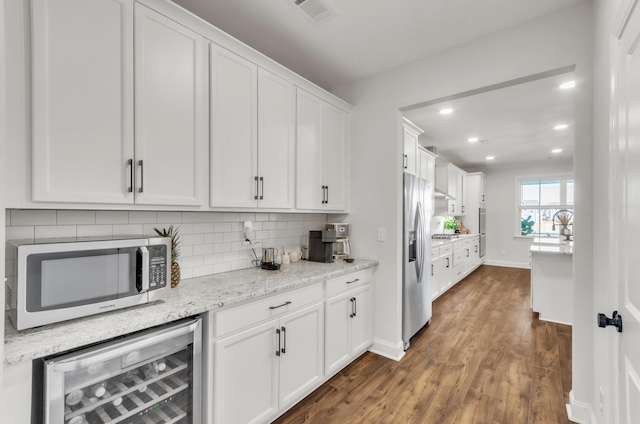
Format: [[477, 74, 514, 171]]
[[613, 3, 640, 422], [210, 44, 258, 208], [31, 0, 135, 204], [213, 320, 279, 424], [134, 4, 207, 206], [296, 89, 324, 210], [278, 302, 324, 409], [323, 102, 347, 210], [257, 68, 295, 209]]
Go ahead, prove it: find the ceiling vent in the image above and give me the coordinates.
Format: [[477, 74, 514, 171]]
[[291, 0, 334, 24]]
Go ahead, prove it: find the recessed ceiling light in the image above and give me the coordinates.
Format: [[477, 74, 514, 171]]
[[486, 156, 495, 161], [468, 137, 479, 143], [552, 148, 563, 153], [554, 124, 569, 130], [560, 81, 576, 89], [439, 108, 453, 115]]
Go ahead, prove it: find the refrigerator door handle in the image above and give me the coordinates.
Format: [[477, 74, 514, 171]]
[[415, 202, 426, 283]]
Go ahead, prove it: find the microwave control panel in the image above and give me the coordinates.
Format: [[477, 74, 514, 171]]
[[149, 245, 167, 289]]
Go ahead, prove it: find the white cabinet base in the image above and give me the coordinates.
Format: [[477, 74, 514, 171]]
[[531, 252, 573, 325]]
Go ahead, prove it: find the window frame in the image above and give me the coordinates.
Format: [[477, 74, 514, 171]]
[[515, 174, 574, 238]]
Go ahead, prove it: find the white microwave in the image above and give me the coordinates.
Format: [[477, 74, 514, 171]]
[[6, 235, 171, 330]]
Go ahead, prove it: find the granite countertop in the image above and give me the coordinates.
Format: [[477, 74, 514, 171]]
[[431, 233, 480, 248], [4, 258, 378, 366]]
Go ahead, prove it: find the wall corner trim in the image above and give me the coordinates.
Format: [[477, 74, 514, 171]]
[[368, 338, 405, 362], [566, 390, 596, 424]]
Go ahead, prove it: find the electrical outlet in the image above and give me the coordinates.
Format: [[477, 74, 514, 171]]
[[377, 228, 386, 242]]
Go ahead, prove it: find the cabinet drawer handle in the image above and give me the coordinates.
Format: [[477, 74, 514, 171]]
[[431, 264, 434, 276], [403, 154, 407, 169], [326, 186, 329, 204], [269, 301, 292, 310], [138, 160, 144, 193], [353, 297, 357, 317], [467, 249, 470, 258], [346, 278, 360, 284], [446, 257, 450, 268], [350, 297, 355, 318], [276, 328, 281, 356], [127, 159, 133, 193]]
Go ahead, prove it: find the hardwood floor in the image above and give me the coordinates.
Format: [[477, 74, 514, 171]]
[[274, 265, 572, 424]]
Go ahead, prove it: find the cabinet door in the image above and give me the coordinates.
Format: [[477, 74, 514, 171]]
[[32, 0, 134, 204], [296, 90, 324, 210], [403, 127, 418, 175], [210, 44, 258, 208], [134, 4, 207, 206], [325, 293, 352, 375], [257, 69, 295, 209], [323, 103, 348, 211], [442, 253, 453, 292], [431, 256, 441, 300], [214, 320, 279, 424], [279, 302, 324, 409], [350, 285, 373, 355]]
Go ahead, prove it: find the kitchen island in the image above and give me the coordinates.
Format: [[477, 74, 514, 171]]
[[529, 239, 573, 325]]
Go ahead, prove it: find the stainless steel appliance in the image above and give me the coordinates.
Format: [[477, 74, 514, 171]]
[[261, 247, 280, 270], [326, 223, 351, 260], [479, 207, 486, 258], [308, 230, 336, 263], [35, 316, 203, 424], [6, 235, 171, 330], [402, 173, 432, 350]]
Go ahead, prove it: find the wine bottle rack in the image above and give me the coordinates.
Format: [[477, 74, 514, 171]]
[[65, 355, 190, 424]]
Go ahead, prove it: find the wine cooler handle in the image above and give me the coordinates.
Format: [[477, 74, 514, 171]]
[[52, 319, 200, 372]]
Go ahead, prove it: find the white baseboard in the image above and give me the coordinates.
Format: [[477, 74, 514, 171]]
[[482, 259, 531, 269], [566, 390, 596, 423], [369, 338, 405, 361]]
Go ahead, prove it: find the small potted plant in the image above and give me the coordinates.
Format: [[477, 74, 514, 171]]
[[444, 216, 457, 234], [153, 225, 181, 288]]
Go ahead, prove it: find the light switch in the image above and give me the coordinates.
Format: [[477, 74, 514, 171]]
[[377, 228, 386, 242]]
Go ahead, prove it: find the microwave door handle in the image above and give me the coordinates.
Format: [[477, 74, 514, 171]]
[[52, 319, 201, 372], [139, 246, 149, 293]]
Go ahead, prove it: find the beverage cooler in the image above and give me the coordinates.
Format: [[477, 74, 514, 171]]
[[34, 316, 203, 424]]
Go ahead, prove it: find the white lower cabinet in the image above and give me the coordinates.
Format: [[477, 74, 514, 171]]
[[213, 301, 324, 424], [325, 284, 372, 375], [431, 247, 453, 300]]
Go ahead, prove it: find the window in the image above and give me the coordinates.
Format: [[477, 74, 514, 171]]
[[517, 176, 574, 237]]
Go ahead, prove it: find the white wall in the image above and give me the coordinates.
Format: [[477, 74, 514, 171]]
[[333, 0, 594, 400], [483, 160, 573, 268]]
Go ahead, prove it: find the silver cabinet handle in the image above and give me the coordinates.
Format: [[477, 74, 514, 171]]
[[281, 326, 286, 354], [127, 159, 133, 193], [346, 278, 360, 284], [260, 177, 264, 200], [276, 328, 281, 356], [138, 160, 144, 193], [326, 186, 329, 204], [350, 297, 355, 318], [254, 176, 259, 200], [353, 297, 357, 317], [269, 301, 291, 310]]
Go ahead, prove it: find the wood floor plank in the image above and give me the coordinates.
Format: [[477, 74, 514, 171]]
[[273, 265, 572, 424]]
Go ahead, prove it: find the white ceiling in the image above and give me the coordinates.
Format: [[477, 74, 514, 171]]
[[173, 0, 584, 91], [403, 72, 576, 170], [172, 0, 582, 170]]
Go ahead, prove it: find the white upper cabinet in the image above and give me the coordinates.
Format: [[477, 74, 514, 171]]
[[402, 119, 423, 175], [435, 163, 466, 216], [210, 46, 295, 209], [31, 0, 207, 206], [32, 0, 135, 204], [296, 89, 348, 211], [210, 45, 258, 208], [134, 3, 207, 206]]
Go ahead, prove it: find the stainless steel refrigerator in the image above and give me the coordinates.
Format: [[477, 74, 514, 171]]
[[402, 173, 432, 350]]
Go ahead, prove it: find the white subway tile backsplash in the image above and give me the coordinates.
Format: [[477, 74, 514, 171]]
[[6, 209, 327, 282], [11, 210, 57, 226], [96, 211, 129, 225], [157, 212, 182, 224], [77, 225, 113, 238], [35, 225, 77, 239], [128, 211, 157, 224], [6, 226, 35, 241], [57, 210, 96, 225]]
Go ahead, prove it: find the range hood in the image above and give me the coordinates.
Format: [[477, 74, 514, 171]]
[[434, 189, 455, 200]]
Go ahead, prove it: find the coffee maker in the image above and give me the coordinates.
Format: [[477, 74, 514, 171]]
[[326, 223, 351, 260], [308, 230, 336, 263]]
